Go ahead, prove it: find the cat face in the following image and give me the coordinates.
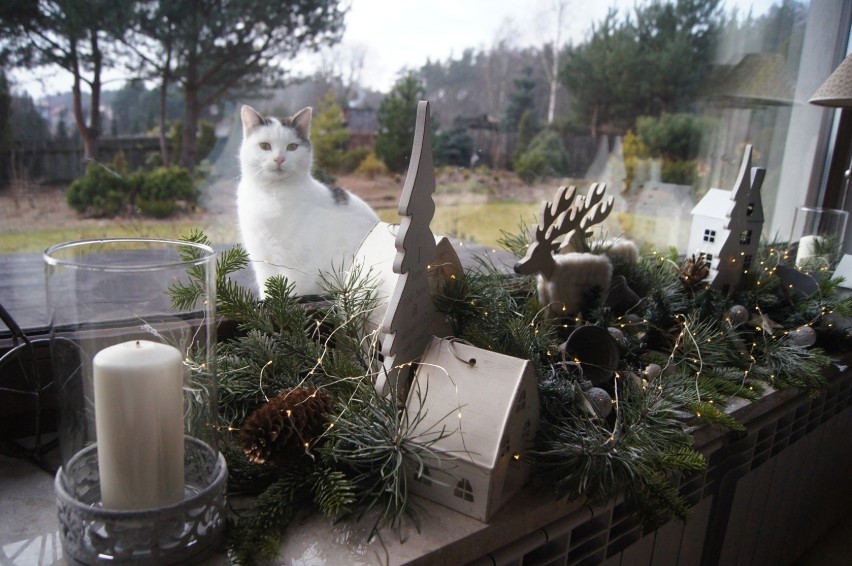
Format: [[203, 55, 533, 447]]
[[239, 105, 313, 184]]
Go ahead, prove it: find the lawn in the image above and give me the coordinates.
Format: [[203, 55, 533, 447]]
[[377, 201, 540, 249], [1, 201, 539, 255]]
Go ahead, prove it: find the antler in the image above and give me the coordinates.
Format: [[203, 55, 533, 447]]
[[515, 183, 614, 278]]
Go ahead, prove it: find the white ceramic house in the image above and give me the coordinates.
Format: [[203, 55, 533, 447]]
[[686, 187, 734, 272], [405, 336, 540, 522], [686, 145, 765, 292]]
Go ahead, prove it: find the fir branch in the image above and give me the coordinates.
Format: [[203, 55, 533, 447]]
[[313, 468, 356, 519], [227, 465, 315, 565], [688, 401, 747, 434], [324, 380, 455, 539]]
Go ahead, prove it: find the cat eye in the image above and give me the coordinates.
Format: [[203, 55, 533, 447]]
[[259, 142, 271, 151], [286, 143, 299, 152]]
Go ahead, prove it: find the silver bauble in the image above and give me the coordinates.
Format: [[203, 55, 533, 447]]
[[608, 327, 627, 346], [728, 305, 749, 325], [643, 363, 662, 380], [585, 387, 613, 418], [789, 325, 817, 348]]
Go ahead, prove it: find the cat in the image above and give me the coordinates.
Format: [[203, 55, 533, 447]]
[[237, 105, 379, 297]]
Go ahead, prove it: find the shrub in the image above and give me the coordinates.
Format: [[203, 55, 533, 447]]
[[67, 161, 133, 217], [662, 159, 698, 186], [622, 131, 651, 192], [514, 152, 547, 185], [137, 166, 198, 208], [635, 113, 708, 161], [513, 129, 570, 184], [67, 163, 197, 218], [355, 152, 388, 179], [339, 147, 371, 173], [435, 117, 473, 167], [137, 199, 178, 218]]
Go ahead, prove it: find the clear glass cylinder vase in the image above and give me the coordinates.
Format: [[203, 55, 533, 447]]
[[44, 238, 224, 564]]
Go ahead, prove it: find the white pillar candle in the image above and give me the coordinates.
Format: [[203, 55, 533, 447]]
[[94, 340, 185, 510], [795, 235, 823, 267]]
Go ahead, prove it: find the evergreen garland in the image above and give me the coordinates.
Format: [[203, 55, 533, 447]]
[[175, 229, 847, 565]]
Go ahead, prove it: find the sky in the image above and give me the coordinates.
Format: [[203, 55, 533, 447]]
[[11, 0, 779, 98]]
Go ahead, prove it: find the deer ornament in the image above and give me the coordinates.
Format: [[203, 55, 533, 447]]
[[515, 183, 615, 317]]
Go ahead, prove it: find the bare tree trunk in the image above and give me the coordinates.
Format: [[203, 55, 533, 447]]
[[88, 29, 102, 155], [542, 0, 567, 125], [159, 77, 170, 167], [179, 51, 198, 171], [70, 42, 97, 164], [547, 50, 559, 124]]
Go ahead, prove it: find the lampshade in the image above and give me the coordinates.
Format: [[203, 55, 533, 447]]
[[810, 54, 852, 107]]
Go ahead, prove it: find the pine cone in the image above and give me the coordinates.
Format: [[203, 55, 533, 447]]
[[680, 254, 710, 290], [240, 387, 333, 467]]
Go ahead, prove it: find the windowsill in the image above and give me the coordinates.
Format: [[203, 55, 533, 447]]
[[3, 355, 850, 565]]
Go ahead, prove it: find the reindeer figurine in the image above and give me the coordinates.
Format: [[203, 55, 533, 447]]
[[515, 183, 614, 317]]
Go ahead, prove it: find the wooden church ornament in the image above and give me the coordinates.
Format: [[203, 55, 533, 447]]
[[367, 101, 542, 521], [707, 145, 766, 294]]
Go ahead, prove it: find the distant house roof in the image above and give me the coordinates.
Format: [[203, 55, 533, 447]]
[[691, 188, 732, 218], [344, 108, 378, 135]]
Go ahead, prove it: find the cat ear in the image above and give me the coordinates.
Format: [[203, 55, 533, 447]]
[[291, 107, 313, 140], [241, 105, 265, 138]]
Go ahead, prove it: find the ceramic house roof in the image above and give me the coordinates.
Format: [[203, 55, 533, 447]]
[[692, 188, 733, 219], [406, 336, 534, 470]]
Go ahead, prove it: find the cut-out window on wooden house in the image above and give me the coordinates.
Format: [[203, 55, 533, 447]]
[[454, 478, 474, 502], [742, 255, 753, 274], [739, 230, 753, 245], [704, 229, 716, 243], [514, 389, 526, 414], [701, 253, 713, 262], [746, 203, 755, 216], [414, 466, 433, 487]]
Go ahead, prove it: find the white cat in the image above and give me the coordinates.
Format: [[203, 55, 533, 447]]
[[237, 105, 379, 296]]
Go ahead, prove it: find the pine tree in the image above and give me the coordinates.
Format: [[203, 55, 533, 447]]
[[311, 91, 351, 173], [502, 66, 538, 131], [375, 73, 425, 173]]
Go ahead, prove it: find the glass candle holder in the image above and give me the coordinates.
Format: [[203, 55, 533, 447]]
[[44, 238, 224, 564], [789, 206, 849, 273]]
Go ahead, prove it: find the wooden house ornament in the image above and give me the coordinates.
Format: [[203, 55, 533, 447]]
[[687, 145, 765, 294], [687, 187, 733, 266], [405, 336, 540, 522], [376, 101, 541, 522]]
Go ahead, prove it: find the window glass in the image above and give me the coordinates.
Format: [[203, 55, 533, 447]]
[[1, 0, 849, 335]]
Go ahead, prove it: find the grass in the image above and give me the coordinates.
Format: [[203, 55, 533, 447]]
[[377, 201, 540, 248], [0, 220, 240, 254], [1, 201, 537, 255]]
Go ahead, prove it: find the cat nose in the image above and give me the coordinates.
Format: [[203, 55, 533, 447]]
[[274, 155, 285, 165]]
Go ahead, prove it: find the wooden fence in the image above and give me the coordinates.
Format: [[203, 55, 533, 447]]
[[2, 132, 602, 187], [2, 137, 163, 186]]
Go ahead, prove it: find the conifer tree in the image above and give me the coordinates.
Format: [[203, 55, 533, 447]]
[[311, 91, 351, 173]]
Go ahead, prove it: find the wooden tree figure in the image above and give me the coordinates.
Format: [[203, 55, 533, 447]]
[[377, 101, 438, 397], [514, 183, 614, 316], [710, 144, 766, 295]]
